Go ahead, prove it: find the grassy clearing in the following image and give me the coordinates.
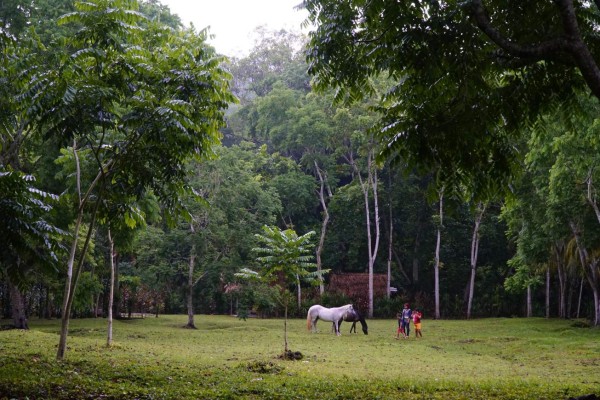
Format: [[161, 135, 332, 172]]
[[0, 315, 599, 399]]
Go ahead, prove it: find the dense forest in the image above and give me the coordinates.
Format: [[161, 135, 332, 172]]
[[2, 0, 600, 352]]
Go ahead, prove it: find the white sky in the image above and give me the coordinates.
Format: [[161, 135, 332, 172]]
[[159, 0, 309, 57]]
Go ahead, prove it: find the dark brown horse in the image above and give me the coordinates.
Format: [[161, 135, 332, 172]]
[[337, 308, 368, 335]]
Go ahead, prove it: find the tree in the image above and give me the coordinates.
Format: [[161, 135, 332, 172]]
[[0, 169, 65, 328], [303, 0, 600, 197], [239, 225, 322, 356], [22, 0, 234, 359]]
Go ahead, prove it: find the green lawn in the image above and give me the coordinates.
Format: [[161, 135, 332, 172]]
[[0, 315, 598, 399]]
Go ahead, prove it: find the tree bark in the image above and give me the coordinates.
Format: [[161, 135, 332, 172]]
[[186, 223, 197, 329], [466, 202, 485, 319], [386, 171, 393, 298], [434, 188, 443, 319], [570, 221, 600, 326], [470, 0, 600, 100], [554, 241, 567, 318], [526, 285, 532, 317], [348, 148, 380, 318], [107, 228, 115, 347], [57, 142, 102, 359], [9, 279, 28, 329], [545, 267, 550, 319], [314, 161, 330, 295]]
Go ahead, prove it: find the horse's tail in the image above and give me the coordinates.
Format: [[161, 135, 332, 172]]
[[307, 308, 312, 331]]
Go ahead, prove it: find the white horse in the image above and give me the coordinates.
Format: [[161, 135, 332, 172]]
[[306, 304, 354, 336]]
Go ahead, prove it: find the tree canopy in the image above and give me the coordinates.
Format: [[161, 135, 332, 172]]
[[303, 0, 600, 197]]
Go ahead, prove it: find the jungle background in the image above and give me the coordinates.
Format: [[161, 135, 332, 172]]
[[2, 0, 599, 331]]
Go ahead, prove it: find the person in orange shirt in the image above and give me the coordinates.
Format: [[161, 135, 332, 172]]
[[412, 309, 423, 338]]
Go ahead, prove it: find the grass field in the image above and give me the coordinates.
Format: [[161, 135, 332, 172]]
[[0, 315, 599, 399]]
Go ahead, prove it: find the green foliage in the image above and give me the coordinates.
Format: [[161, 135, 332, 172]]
[[303, 0, 594, 200], [71, 271, 103, 315], [252, 225, 319, 287], [0, 168, 66, 284]]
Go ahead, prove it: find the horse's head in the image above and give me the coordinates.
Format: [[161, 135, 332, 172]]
[[360, 317, 368, 335]]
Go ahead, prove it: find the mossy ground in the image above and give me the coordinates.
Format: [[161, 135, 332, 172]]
[[0, 315, 598, 399]]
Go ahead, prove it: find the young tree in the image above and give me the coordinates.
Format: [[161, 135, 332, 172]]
[[24, 0, 234, 359], [239, 225, 322, 356]]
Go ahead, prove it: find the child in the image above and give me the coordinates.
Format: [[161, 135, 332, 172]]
[[412, 308, 423, 338], [394, 312, 406, 339]]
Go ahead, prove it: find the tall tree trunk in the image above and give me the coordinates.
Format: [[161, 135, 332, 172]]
[[526, 285, 532, 317], [349, 149, 380, 318], [186, 223, 197, 329], [9, 278, 28, 329], [570, 221, 600, 326], [554, 242, 567, 318], [386, 171, 393, 298], [434, 188, 444, 319], [296, 275, 302, 310], [107, 228, 116, 347], [577, 276, 584, 319], [57, 142, 84, 360], [57, 142, 102, 360], [545, 267, 550, 319], [466, 202, 485, 319], [314, 161, 330, 295]]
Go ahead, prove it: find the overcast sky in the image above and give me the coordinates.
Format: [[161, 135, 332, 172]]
[[159, 0, 309, 57]]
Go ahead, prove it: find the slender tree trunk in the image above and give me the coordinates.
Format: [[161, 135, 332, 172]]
[[314, 161, 330, 295], [9, 278, 28, 329], [434, 188, 443, 319], [570, 221, 600, 326], [577, 276, 584, 318], [392, 248, 410, 283], [283, 300, 289, 354], [57, 142, 83, 360], [526, 285, 532, 317], [296, 275, 302, 310], [545, 267, 550, 319], [58, 142, 102, 360], [186, 223, 197, 329], [412, 235, 420, 284], [554, 242, 566, 318], [386, 171, 393, 298], [466, 202, 485, 319], [107, 229, 115, 347], [350, 149, 379, 318]]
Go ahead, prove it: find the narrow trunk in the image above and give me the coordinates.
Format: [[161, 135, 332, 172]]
[[526, 285, 532, 317], [577, 276, 584, 318], [57, 143, 84, 359], [186, 223, 197, 329], [350, 150, 379, 318], [466, 203, 485, 319], [386, 171, 393, 298], [283, 301, 289, 354], [545, 267, 550, 319], [570, 221, 600, 325], [554, 242, 566, 318], [107, 229, 115, 347], [296, 274, 302, 310], [9, 279, 28, 329], [314, 162, 329, 295], [58, 142, 102, 359], [412, 229, 421, 284], [434, 188, 443, 319]]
